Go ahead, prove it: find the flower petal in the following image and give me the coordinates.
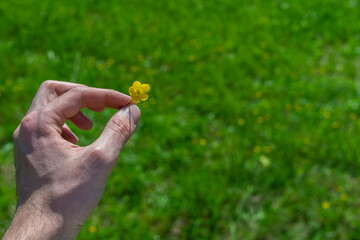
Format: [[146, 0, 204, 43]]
[[140, 94, 149, 101], [133, 81, 141, 89], [129, 86, 135, 96], [131, 96, 141, 103], [141, 84, 150, 93]]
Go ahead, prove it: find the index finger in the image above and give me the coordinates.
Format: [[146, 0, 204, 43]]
[[41, 87, 132, 133], [28, 80, 86, 113]]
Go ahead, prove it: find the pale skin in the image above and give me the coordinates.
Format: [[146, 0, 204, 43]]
[[3, 80, 141, 239]]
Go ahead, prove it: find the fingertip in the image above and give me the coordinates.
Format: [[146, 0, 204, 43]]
[[61, 127, 79, 144], [119, 105, 141, 125], [83, 120, 94, 131], [89, 107, 106, 112], [69, 111, 94, 130]]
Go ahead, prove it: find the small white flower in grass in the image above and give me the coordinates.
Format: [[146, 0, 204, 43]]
[[259, 155, 271, 167]]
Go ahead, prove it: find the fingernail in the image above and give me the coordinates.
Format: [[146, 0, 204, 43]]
[[119, 105, 141, 125]]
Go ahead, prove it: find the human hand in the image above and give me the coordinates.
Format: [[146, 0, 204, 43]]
[[3, 80, 140, 240]]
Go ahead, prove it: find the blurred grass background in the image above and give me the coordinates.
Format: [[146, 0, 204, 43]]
[[1, 0, 360, 239]]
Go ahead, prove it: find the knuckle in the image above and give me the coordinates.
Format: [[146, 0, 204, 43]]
[[40, 80, 56, 90], [109, 118, 131, 140], [41, 106, 54, 117], [87, 147, 109, 165], [13, 127, 19, 142], [69, 86, 86, 102], [20, 111, 38, 131], [71, 86, 86, 94]]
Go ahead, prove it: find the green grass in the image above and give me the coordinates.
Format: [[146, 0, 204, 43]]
[[1, 0, 360, 239]]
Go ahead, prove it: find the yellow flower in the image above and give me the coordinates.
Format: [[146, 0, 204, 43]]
[[303, 137, 311, 145], [331, 121, 339, 129], [341, 193, 348, 201], [199, 138, 207, 146], [237, 118, 245, 126], [263, 146, 272, 153], [323, 111, 330, 119], [321, 201, 330, 210], [349, 113, 357, 120], [89, 226, 97, 233], [254, 146, 261, 153], [129, 81, 150, 103]]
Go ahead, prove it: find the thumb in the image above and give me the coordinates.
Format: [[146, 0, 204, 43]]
[[92, 105, 141, 160]]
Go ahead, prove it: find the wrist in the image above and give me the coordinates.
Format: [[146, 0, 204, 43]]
[[4, 196, 65, 240]]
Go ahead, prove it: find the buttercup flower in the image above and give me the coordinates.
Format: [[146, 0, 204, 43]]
[[129, 81, 150, 103]]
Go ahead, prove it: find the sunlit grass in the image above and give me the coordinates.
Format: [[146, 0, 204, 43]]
[[1, 0, 360, 239]]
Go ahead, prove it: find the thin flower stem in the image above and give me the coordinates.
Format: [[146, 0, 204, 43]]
[[129, 104, 131, 133], [126, 99, 133, 106]]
